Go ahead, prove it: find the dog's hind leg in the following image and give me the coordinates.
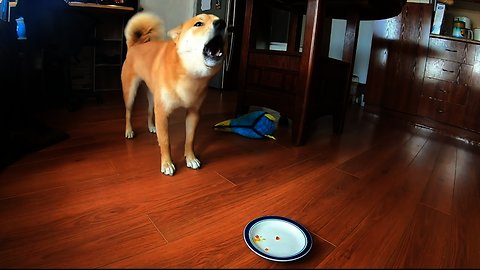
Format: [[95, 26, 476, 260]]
[[146, 89, 157, 134], [185, 108, 201, 170], [122, 73, 141, 139]]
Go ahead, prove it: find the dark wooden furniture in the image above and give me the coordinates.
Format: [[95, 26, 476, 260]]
[[421, 36, 480, 135], [419, 37, 473, 128], [66, 2, 137, 95], [236, 0, 406, 145], [365, 2, 480, 143], [365, 3, 432, 115], [8, 0, 137, 109]]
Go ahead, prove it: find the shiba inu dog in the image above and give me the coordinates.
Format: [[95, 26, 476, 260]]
[[121, 12, 226, 176]]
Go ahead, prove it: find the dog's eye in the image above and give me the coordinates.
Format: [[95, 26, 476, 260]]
[[194, 21, 204, 27]]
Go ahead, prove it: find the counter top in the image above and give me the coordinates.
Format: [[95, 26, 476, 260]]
[[430, 33, 480, 45], [66, 1, 134, 11], [324, 0, 407, 20]]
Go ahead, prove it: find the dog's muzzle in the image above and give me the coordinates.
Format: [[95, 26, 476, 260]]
[[203, 19, 226, 67]]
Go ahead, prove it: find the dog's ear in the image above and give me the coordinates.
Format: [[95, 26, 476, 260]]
[[167, 25, 182, 43]]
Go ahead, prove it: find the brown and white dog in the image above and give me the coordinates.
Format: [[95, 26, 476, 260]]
[[121, 12, 226, 176]]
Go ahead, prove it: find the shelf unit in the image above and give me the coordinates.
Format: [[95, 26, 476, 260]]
[[93, 14, 125, 92], [67, 2, 136, 96], [433, 0, 480, 38]]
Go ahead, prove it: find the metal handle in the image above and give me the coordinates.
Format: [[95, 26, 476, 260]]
[[445, 48, 457, 53], [429, 96, 444, 102], [224, 0, 236, 73], [442, 68, 455, 73], [437, 88, 447, 94], [226, 33, 234, 71]]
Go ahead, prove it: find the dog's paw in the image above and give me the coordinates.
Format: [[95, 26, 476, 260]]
[[148, 126, 157, 134], [186, 157, 201, 170], [125, 130, 135, 139], [161, 162, 176, 176]]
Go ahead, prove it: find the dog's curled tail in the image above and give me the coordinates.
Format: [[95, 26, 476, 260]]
[[124, 12, 165, 49]]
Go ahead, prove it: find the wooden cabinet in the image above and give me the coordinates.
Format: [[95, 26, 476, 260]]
[[68, 3, 136, 95], [365, 2, 480, 142], [465, 43, 480, 132], [418, 37, 473, 127], [365, 2, 432, 115], [92, 14, 127, 92], [418, 37, 480, 132]]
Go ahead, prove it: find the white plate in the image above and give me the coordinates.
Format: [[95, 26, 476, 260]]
[[243, 216, 313, 262]]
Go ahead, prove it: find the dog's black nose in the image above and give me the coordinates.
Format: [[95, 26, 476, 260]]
[[213, 19, 226, 31]]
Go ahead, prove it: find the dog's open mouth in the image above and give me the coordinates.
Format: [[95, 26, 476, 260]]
[[203, 35, 225, 67]]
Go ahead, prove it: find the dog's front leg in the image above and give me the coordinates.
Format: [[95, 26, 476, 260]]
[[185, 108, 201, 170], [155, 107, 175, 176]]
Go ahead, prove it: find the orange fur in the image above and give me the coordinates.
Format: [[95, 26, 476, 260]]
[[121, 12, 226, 176], [124, 12, 165, 48]]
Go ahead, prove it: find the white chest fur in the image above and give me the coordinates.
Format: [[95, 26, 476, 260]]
[[159, 80, 207, 113]]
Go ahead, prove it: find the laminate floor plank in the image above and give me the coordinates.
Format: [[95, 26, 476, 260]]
[[0, 214, 166, 268], [146, 155, 341, 243], [1, 89, 480, 268], [0, 171, 236, 268], [0, 170, 235, 233], [107, 164, 346, 268], [452, 143, 480, 268], [386, 204, 455, 268], [419, 135, 457, 215], [0, 155, 118, 199], [336, 127, 415, 178], [317, 130, 431, 246], [317, 136, 444, 268]]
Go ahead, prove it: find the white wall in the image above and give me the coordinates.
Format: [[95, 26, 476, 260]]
[[328, 19, 373, 84], [329, 19, 347, 61], [354, 21, 373, 84], [139, 0, 196, 33]]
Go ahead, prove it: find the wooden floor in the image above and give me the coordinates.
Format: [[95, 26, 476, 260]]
[[1, 88, 480, 268]]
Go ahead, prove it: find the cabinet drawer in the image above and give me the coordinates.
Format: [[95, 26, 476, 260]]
[[418, 96, 466, 127], [469, 43, 480, 64], [428, 37, 470, 64], [425, 58, 473, 85], [422, 77, 468, 105]]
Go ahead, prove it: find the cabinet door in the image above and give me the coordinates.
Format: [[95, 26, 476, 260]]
[[365, 3, 432, 114], [465, 43, 480, 132]]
